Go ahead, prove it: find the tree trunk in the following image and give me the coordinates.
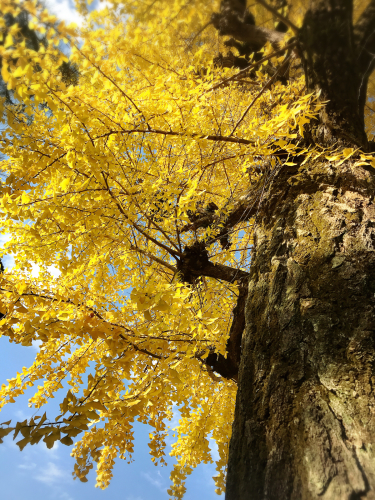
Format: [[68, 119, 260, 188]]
[[226, 154, 375, 499], [225, 0, 375, 497], [300, 0, 368, 148]]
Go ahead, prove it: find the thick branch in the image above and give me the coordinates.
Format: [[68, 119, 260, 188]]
[[211, 11, 284, 50], [180, 178, 267, 251], [177, 241, 249, 284], [199, 260, 249, 282], [180, 190, 258, 235], [175, 237, 250, 380], [205, 277, 248, 382], [128, 244, 176, 272], [256, 0, 298, 34], [204, 40, 296, 94], [176, 241, 249, 382]]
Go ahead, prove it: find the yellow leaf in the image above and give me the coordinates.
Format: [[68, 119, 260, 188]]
[[60, 178, 70, 191], [144, 310, 152, 321], [4, 34, 13, 49], [21, 192, 30, 204], [154, 299, 169, 312]]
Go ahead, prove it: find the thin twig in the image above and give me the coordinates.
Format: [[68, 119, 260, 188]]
[[128, 244, 176, 272], [185, 21, 212, 51], [256, 0, 299, 34], [230, 55, 292, 136], [95, 128, 255, 145], [203, 40, 296, 95]]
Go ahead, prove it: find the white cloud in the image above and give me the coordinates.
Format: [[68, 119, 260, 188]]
[[51, 441, 60, 452], [32, 339, 43, 351], [31, 262, 61, 279], [41, 441, 61, 460], [0, 233, 11, 246], [19, 461, 37, 470], [35, 461, 69, 485], [46, 0, 85, 26], [31, 262, 40, 277], [96, 0, 112, 11], [0, 233, 15, 270], [48, 265, 61, 278], [14, 409, 37, 421], [0, 240, 60, 277], [141, 471, 166, 492]]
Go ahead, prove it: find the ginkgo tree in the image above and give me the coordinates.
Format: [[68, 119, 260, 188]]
[[1, 0, 375, 499]]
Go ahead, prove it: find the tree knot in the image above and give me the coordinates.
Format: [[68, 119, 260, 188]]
[[177, 241, 209, 284]]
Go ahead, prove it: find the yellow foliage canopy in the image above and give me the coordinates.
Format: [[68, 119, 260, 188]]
[[0, 0, 373, 498]]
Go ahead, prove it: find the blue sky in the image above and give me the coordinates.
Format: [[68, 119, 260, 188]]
[[0, 334, 222, 500], [0, 1, 224, 498]]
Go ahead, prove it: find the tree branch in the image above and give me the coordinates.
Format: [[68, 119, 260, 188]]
[[95, 128, 255, 146], [203, 40, 296, 94], [180, 175, 268, 250], [230, 55, 292, 136], [205, 277, 248, 382], [177, 241, 249, 284], [211, 10, 285, 49], [128, 244, 176, 272], [256, 0, 298, 34]]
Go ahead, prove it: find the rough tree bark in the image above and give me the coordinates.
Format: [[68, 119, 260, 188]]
[[226, 154, 375, 500], [224, 0, 375, 498], [175, 0, 375, 495]]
